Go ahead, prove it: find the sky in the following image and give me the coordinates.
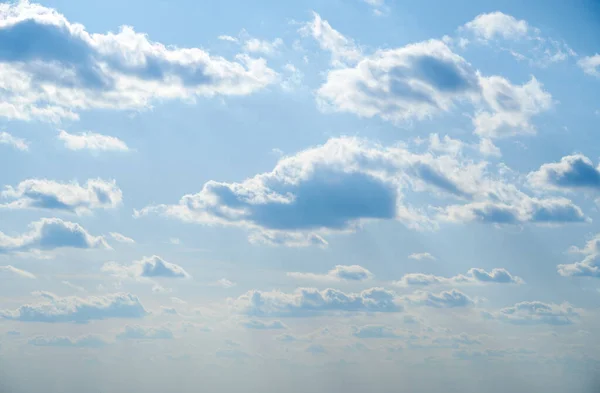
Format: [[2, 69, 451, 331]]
[[1, 0, 600, 392]]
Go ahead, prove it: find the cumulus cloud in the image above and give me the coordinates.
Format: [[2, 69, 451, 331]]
[[408, 252, 436, 261], [109, 232, 135, 244], [288, 265, 373, 281], [242, 320, 287, 330], [404, 289, 475, 308], [58, 130, 129, 152], [1, 178, 122, 214], [0, 292, 147, 323], [243, 38, 283, 56], [0, 265, 36, 279], [0, 131, 29, 151], [102, 255, 190, 280], [116, 325, 174, 340], [0, 1, 277, 122], [29, 335, 108, 348], [463, 12, 529, 41], [558, 234, 600, 278], [579, 55, 600, 77], [528, 155, 600, 191], [233, 287, 403, 317], [394, 268, 523, 287], [484, 301, 580, 325], [353, 325, 401, 339], [0, 217, 109, 254]]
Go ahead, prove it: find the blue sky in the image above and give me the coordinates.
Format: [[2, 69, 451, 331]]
[[1, 0, 600, 392]]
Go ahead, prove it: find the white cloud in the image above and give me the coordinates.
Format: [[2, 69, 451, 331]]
[[558, 234, 600, 277], [0, 217, 109, 254], [0, 1, 278, 122], [0, 265, 36, 279], [242, 320, 287, 330], [463, 12, 529, 41], [233, 287, 403, 317], [243, 38, 283, 56], [218, 35, 239, 43], [353, 324, 401, 339], [528, 154, 600, 192], [0, 131, 29, 151], [1, 178, 122, 214], [484, 301, 580, 325], [29, 335, 109, 348], [102, 255, 190, 280], [478, 138, 501, 157], [1, 292, 147, 323], [116, 325, 173, 340], [394, 268, 523, 287], [408, 252, 436, 261], [213, 278, 236, 288], [404, 289, 475, 308], [58, 130, 129, 152], [109, 232, 135, 244], [61, 280, 86, 292], [578, 54, 600, 77], [288, 265, 373, 281]]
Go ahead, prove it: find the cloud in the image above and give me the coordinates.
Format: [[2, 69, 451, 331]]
[[0, 1, 277, 122], [0, 292, 147, 323], [212, 278, 236, 288], [58, 130, 129, 152], [578, 54, 600, 77], [463, 12, 529, 41], [62, 280, 85, 292], [116, 325, 174, 340], [218, 35, 238, 43], [243, 38, 283, 56], [305, 344, 326, 354], [408, 252, 436, 261], [405, 289, 475, 308], [394, 268, 523, 287], [1, 178, 122, 214], [102, 255, 190, 280], [0, 217, 109, 254], [0, 265, 36, 279], [485, 301, 580, 325], [353, 325, 401, 339], [558, 234, 600, 277], [109, 232, 135, 244], [299, 12, 361, 67], [233, 287, 403, 317], [242, 320, 287, 330], [288, 265, 373, 281], [29, 335, 108, 348], [0, 131, 29, 151], [528, 155, 600, 191]]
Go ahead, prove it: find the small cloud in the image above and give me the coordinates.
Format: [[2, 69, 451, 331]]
[[102, 255, 191, 280], [58, 130, 129, 152], [110, 232, 135, 244], [116, 325, 174, 340], [242, 320, 287, 330], [218, 35, 238, 43], [0, 265, 36, 279], [212, 278, 236, 288], [408, 253, 436, 261], [29, 335, 109, 348], [0, 131, 29, 151], [287, 265, 373, 282], [61, 281, 86, 292], [169, 238, 181, 245]]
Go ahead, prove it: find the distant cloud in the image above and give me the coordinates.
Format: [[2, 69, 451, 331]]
[[58, 130, 129, 152], [109, 232, 135, 244], [0, 132, 29, 151], [116, 325, 174, 340], [408, 252, 436, 261], [484, 301, 580, 325], [394, 268, 523, 287], [405, 289, 475, 308], [61, 281, 86, 292], [353, 325, 401, 339], [579, 54, 600, 77], [102, 255, 191, 280], [1, 178, 122, 214], [1, 292, 147, 323], [0, 265, 36, 279], [528, 155, 600, 191], [463, 12, 529, 41], [0, 218, 109, 254], [233, 287, 403, 317], [558, 234, 600, 277], [305, 344, 326, 354], [212, 278, 236, 288], [243, 38, 283, 56], [242, 320, 287, 330], [218, 35, 239, 43], [29, 335, 108, 348], [288, 265, 373, 282]]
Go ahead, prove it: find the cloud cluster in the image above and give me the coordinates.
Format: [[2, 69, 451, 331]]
[[58, 130, 129, 152], [102, 255, 190, 280], [0, 1, 277, 122], [558, 234, 600, 277], [484, 301, 580, 325], [0, 217, 109, 253], [29, 335, 108, 348], [288, 265, 373, 281], [395, 267, 523, 286], [1, 178, 122, 214], [0, 291, 147, 323], [116, 325, 174, 340]]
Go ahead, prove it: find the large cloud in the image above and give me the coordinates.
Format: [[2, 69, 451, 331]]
[[287, 265, 373, 282], [1, 178, 122, 214], [29, 335, 108, 347], [528, 155, 600, 191], [232, 287, 403, 317], [0, 217, 109, 253], [0, 1, 277, 122], [394, 268, 523, 287], [0, 291, 147, 323], [102, 255, 190, 279], [558, 234, 600, 277], [484, 301, 580, 325]]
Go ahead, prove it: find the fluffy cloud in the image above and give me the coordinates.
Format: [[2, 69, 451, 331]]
[[353, 325, 401, 339], [0, 292, 147, 323], [233, 287, 403, 317], [0, 217, 109, 253], [58, 130, 129, 152], [109, 232, 135, 244], [394, 268, 523, 287], [408, 252, 436, 261], [287, 265, 373, 281], [578, 54, 600, 77], [0, 265, 36, 279], [484, 301, 580, 325], [0, 131, 29, 151], [29, 335, 108, 348], [0, 1, 277, 122], [242, 320, 287, 330], [404, 289, 475, 308], [243, 38, 283, 56], [1, 178, 122, 214], [528, 155, 600, 191], [116, 325, 173, 340], [558, 234, 600, 277], [102, 255, 190, 279], [463, 12, 529, 41]]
